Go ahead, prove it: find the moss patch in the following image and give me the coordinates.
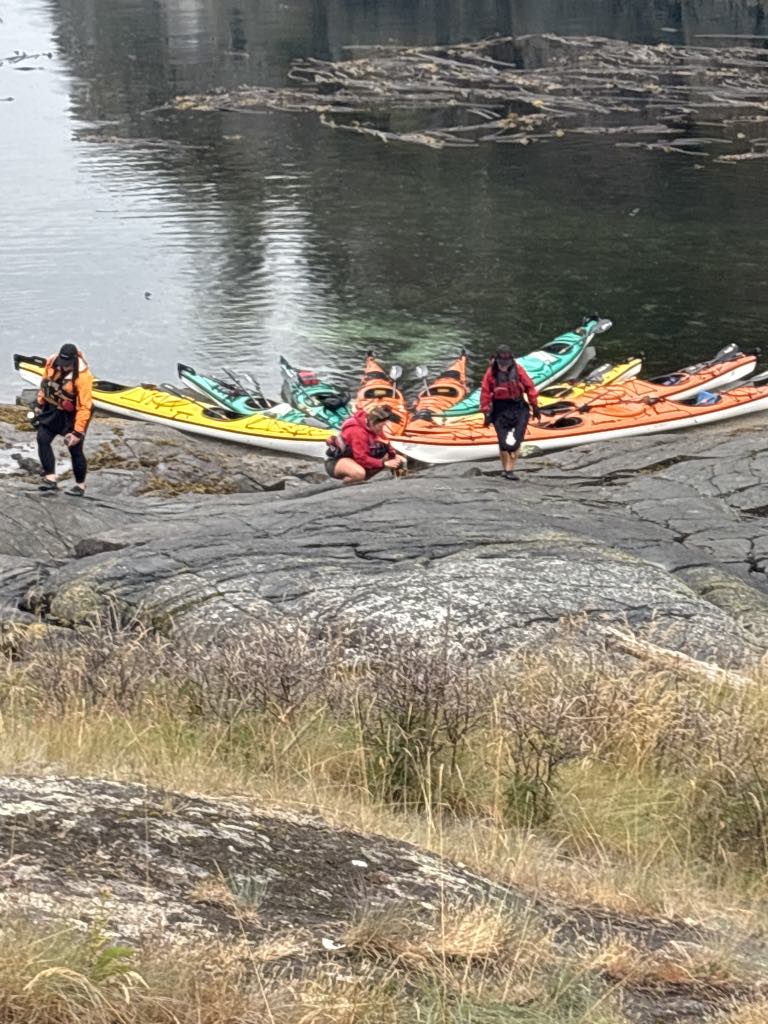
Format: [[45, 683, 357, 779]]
[[0, 405, 34, 431], [140, 475, 237, 497], [88, 441, 161, 472]]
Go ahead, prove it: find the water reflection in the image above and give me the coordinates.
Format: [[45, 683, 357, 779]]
[[1, 0, 767, 402]]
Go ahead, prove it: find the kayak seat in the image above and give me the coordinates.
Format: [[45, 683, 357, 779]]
[[649, 373, 683, 386], [543, 415, 583, 429], [363, 387, 398, 399], [318, 391, 350, 411], [692, 391, 721, 406], [425, 386, 460, 397]]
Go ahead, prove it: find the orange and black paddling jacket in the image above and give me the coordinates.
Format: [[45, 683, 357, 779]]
[[36, 350, 94, 437]]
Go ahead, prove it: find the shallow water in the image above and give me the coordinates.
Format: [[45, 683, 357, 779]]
[[0, 441, 37, 475], [1, 0, 767, 403]]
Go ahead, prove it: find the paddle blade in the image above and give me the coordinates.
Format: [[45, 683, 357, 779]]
[[389, 364, 403, 381]]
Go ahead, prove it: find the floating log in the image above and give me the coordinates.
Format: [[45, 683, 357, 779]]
[[167, 33, 768, 161]]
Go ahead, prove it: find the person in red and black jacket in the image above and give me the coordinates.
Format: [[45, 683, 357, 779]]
[[325, 406, 406, 484], [480, 348, 541, 480]]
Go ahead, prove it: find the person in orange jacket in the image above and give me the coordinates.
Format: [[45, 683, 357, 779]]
[[33, 343, 94, 496], [480, 348, 541, 480], [325, 405, 406, 483]]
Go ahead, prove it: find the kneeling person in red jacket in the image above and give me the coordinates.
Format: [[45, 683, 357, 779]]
[[326, 405, 406, 483], [480, 348, 541, 480]]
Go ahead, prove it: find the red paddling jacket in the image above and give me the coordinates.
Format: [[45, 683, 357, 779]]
[[337, 410, 396, 471], [480, 360, 538, 415]]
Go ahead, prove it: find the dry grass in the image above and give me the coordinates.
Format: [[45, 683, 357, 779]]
[[591, 936, 754, 992], [3, 620, 768, 918], [0, 909, 633, 1024], [345, 900, 536, 965], [0, 913, 626, 1024], [0, 921, 309, 1024], [716, 1000, 768, 1023], [2, 621, 768, 1021]]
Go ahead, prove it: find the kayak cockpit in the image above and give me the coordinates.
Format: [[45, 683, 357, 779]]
[[201, 407, 246, 421], [540, 341, 575, 355], [680, 391, 722, 407], [424, 385, 462, 398], [541, 415, 584, 429]]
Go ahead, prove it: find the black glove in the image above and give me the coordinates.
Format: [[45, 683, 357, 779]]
[[532, 405, 542, 421], [483, 412, 492, 427]]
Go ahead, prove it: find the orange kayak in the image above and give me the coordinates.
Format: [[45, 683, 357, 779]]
[[412, 352, 469, 418], [391, 345, 760, 463], [575, 344, 755, 410], [354, 353, 409, 432], [393, 382, 768, 464]]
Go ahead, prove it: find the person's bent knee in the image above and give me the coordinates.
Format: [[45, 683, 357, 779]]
[[334, 458, 366, 482]]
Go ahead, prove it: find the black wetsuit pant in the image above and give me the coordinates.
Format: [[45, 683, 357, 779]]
[[37, 409, 87, 484], [491, 399, 529, 453]]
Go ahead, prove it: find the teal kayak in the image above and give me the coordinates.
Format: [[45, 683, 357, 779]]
[[279, 356, 352, 429], [178, 363, 343, 428], [178, 363, 317, 425], [439, 315, 612, 419]]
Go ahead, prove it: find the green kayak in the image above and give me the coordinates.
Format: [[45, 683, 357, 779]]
[[439, 315, 612, 419], [178, 362, 348, 429], [279, 356, 352, 429]]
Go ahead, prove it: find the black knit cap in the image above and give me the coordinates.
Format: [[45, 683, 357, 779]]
[[495, 348, 514, 365], [58, 343, 78, 362]]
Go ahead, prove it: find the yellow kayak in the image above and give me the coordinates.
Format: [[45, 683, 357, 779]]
[[14, 355, 332, 459], [538, 357, 643, 408]]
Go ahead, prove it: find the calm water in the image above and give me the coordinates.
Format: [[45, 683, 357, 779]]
[[1, 0, 768, 402]]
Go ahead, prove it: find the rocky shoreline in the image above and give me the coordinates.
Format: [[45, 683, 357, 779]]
[[4, 403, 768, 1024], [2, 402, 768, 669]]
